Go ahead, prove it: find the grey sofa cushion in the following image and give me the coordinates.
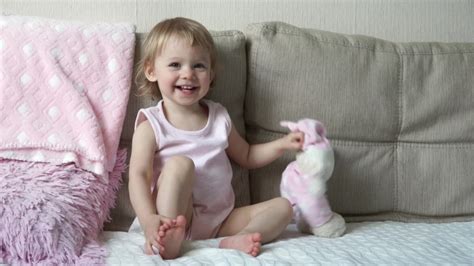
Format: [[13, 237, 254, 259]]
[[245, 22, 474, 221], [108, 30, 249, 230]]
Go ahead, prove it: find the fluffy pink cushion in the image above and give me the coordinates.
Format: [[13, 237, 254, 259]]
[[0, 150, 126, 265]]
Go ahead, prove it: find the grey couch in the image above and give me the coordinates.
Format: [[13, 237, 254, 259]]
[[107, 21, 474, 231]]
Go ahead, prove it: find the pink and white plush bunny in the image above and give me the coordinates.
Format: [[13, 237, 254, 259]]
[[280, 119, 346, 237]]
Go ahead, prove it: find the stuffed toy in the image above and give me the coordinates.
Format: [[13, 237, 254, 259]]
[[280, 119, 346, 238]]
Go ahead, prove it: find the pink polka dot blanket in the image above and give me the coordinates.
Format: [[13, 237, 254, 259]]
[[0, 15, 135, 177], [0, 16, 135, 265]]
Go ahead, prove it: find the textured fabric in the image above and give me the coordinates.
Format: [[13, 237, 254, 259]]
[[0, 15, 135, 176], [245, 22, 474, 221], [132, 99, 234, 240], [104, 221, 474, 265], [0, 15, 133, 265], [0, 150, 126, 265], [110, 31, 250, 231]]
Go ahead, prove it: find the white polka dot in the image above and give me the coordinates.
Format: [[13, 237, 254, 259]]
[[48, 106, 61, 120], [21, 73, 32, 86], [108, 58, 118, 73], [49, 75, 61, 89], [22, 43, 34, 57], [17, 103, 30, 116], [78, 53, 88, 65], [17, 132, 29, 143], [47, 133, 59, 145], [102, 88, 113, 102], [76, 108, 91, 122]]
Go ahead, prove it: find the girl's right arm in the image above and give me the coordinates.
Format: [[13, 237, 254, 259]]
[[128, 120, 164, 254], [129, 120, 157, 227]]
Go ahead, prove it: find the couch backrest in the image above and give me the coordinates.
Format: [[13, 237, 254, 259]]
[[109, 22, 474, 230], [244, 22, 474, 222]]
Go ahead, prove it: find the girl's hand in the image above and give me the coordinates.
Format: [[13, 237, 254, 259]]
[[142, 214, 174, 255], [282, 131, 304, 151]]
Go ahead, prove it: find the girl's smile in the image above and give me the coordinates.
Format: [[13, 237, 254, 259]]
[[175, 85, 198, 95]]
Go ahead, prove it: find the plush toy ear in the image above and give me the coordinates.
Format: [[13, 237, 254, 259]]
[[299, 119, 327, 144], [280, 120, 298, 132], [314, 121, 326, 139]]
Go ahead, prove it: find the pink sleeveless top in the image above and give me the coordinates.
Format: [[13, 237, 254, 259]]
[[135, 99, 235, 240]]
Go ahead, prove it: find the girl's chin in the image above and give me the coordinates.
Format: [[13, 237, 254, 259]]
[[167, 96, 201, 106]]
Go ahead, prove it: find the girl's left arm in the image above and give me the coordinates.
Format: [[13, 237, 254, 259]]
[[226, 124, 304, 169]]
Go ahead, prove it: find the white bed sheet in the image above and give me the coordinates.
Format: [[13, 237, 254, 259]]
[[102, 221, 474, 265]]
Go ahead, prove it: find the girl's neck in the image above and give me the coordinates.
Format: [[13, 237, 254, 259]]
[[161, 99, 209, 131]]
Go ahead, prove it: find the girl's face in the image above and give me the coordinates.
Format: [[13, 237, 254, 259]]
[[146, 35, 213, 108]]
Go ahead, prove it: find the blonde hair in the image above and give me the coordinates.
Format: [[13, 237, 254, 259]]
[[135, 17, 217, 99]]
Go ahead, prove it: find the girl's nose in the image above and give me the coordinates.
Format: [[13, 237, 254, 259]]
[[180, 67, 194, 79]]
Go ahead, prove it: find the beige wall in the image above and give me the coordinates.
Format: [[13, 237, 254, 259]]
[[1, 0, 473, 42]]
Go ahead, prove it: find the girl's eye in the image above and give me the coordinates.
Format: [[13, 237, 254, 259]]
[[194, 63, 207, 69], [168, 62, 180, 68]]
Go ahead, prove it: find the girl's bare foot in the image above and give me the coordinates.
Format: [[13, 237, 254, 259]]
[[219, 232, 262, 257], [156, 215, 186, 259]]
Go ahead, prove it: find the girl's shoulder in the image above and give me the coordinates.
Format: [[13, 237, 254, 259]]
[[134, 101, 163, 129], [202, 99, 232, 132], [202, 99, 228, 114], [141, 100, 162, 113], [134, 119, 154, 136]]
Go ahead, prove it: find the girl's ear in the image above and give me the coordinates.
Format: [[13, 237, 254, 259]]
[[208, 69, 216, 88], [210, 69, 216, 86], [144, 61, 157, 82]]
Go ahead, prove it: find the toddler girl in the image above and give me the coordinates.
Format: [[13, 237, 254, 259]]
[[128, 17, 304, 259]]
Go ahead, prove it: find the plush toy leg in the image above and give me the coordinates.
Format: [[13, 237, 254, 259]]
[[292, 205, 311, 234], [296, 218, 311, 234], [311, 212, 346, 238]]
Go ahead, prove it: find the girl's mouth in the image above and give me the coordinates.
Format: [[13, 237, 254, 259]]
[[175, 85, 198, 95], [176, 85, 197, 91]]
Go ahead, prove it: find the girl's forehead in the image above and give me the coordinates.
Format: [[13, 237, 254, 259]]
[[160, 36, 209, 57], [164, 34, 190, 46]]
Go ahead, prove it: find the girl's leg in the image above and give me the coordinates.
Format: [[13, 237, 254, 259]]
[[217, 197, 293, 256], [156, 155, 194, 221], [155, 155, 195, 259]]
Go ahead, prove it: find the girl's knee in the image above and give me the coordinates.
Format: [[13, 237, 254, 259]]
[[272, 197, 293, 220], [161, 155, 195, 183], [165, 155, 195, 171]]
